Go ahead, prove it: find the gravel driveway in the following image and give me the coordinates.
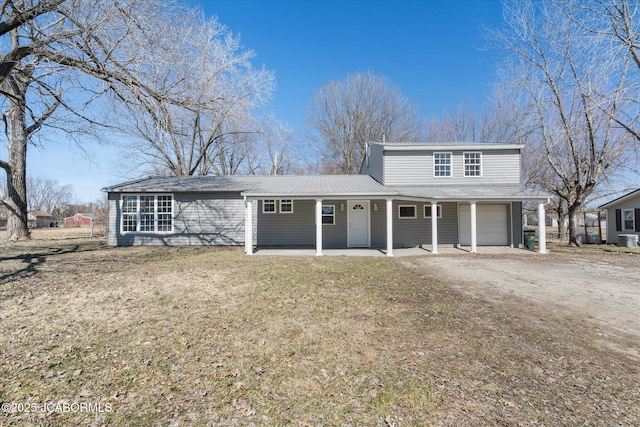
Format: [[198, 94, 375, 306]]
[[402, 246, 640, 358]]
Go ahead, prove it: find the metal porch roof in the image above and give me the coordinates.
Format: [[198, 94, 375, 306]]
[[390, 185, 551, 201]]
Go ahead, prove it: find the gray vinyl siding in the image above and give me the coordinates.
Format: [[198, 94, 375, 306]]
[[256, 199, 347, 248], [107, 192, 252, 246], [361, 143, 384, 183], [255, 199, 458, 249], [389, 201, 458, 248], [107, 192, 118, 246], [511, 202, 523, 247], [383, 149, 521, 186], [105, 191, 501, 248], [370, 200, 387, 248]]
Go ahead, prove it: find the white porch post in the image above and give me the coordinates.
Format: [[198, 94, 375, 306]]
[[245, 199, 253, 255], [538, 201, 547, 253], [431, 201, 439, 254], [315, 198, 323, 256], [470, 201, 477, 254], [386, 198, 394, 257], [244, 199, 248, 253]]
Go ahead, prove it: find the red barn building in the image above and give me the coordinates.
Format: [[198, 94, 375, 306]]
[[64, 213, 94, 227]]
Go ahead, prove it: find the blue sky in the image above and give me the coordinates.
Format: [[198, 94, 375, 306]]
[[20, 0, 505, 202]]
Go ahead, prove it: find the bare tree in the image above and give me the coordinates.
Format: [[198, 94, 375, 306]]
[[565, 0, 640, 143], [490, 0, 637, 246], [26, 175, 74, 213], [423, 97, 531, 143], [0, 0, 66, 82], [307, 71, 423, 174], [1, 0, 242, 240], [112, 14, 276, 177]]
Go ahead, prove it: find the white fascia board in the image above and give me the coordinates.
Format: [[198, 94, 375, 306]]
[[380, 144, 524, 152], [241, 192, 398, 199], [107, 188, 249, 193], [598, 189, 640, 209], [395, 193, 550, 203]]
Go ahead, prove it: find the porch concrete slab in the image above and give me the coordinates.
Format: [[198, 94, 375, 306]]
[[252, 246, 534, 257]]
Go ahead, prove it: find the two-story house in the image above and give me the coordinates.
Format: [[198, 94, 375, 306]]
[[103, 142, 551, 253]]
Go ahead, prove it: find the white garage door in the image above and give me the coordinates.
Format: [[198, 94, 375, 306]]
[[459, 204, 509, 246]]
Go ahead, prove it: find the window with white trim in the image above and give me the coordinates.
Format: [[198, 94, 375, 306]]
[[398, 205, 417, 219], [622, 209, 635, 231], [464, 152, 482, 177], [434, 152, 452, 177], [121, 194, 173, 233], [139, 195, 155, 232], [322, 205, 335, 225], [424, 205, 442, 218], [280, 199, 293, 213], [157, 195, 173, 231], [122, 195, 138, 232], [262, 199, 276, 213]]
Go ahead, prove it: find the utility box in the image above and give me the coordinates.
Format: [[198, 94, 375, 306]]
[[523, 230, 536, 251], [618, 234, 638, 248]]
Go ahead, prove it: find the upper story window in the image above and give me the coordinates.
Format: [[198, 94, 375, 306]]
[[464, 152, 482, 177], [280, 199, 293, 213], [434, 152, 451, 177], [262, 199, 276, 213], [121, 194, 173, 233]]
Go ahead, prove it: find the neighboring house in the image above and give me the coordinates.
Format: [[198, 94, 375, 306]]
[[524, 212, 559, 228], [64, 213, 94, 227], [598, 188, 640, 243], [27, 210, 55, 228], [103, 142, 552, 254]]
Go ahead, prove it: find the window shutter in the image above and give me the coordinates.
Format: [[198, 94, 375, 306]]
[[615, 209, 622, 231], [635, 209, 640, 232]]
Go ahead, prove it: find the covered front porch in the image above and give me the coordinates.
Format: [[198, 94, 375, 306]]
[[251, 246, 536, 256], [243, 196, 550, 256]]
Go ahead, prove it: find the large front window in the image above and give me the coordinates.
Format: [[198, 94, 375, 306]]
[[121, 194, 173, 233], [434, 153, 451, 177]]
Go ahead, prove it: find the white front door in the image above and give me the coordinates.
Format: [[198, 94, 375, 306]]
[[348, 200, 370, 247]]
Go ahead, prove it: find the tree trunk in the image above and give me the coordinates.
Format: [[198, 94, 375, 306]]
[[4, 87, 30, 240], [567, 205, 582, 247], [556, 204, 566, 241]]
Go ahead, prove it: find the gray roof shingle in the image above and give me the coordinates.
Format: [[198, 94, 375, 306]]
[[102, 176, 260, 193], [102, 175, 395, 197], [103, 175, 551, 201]]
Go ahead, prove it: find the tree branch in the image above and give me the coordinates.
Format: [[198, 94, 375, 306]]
[[0, 0, 66, 37]]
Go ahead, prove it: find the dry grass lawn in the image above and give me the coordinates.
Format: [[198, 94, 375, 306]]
[[0, 229, 638, 426]]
